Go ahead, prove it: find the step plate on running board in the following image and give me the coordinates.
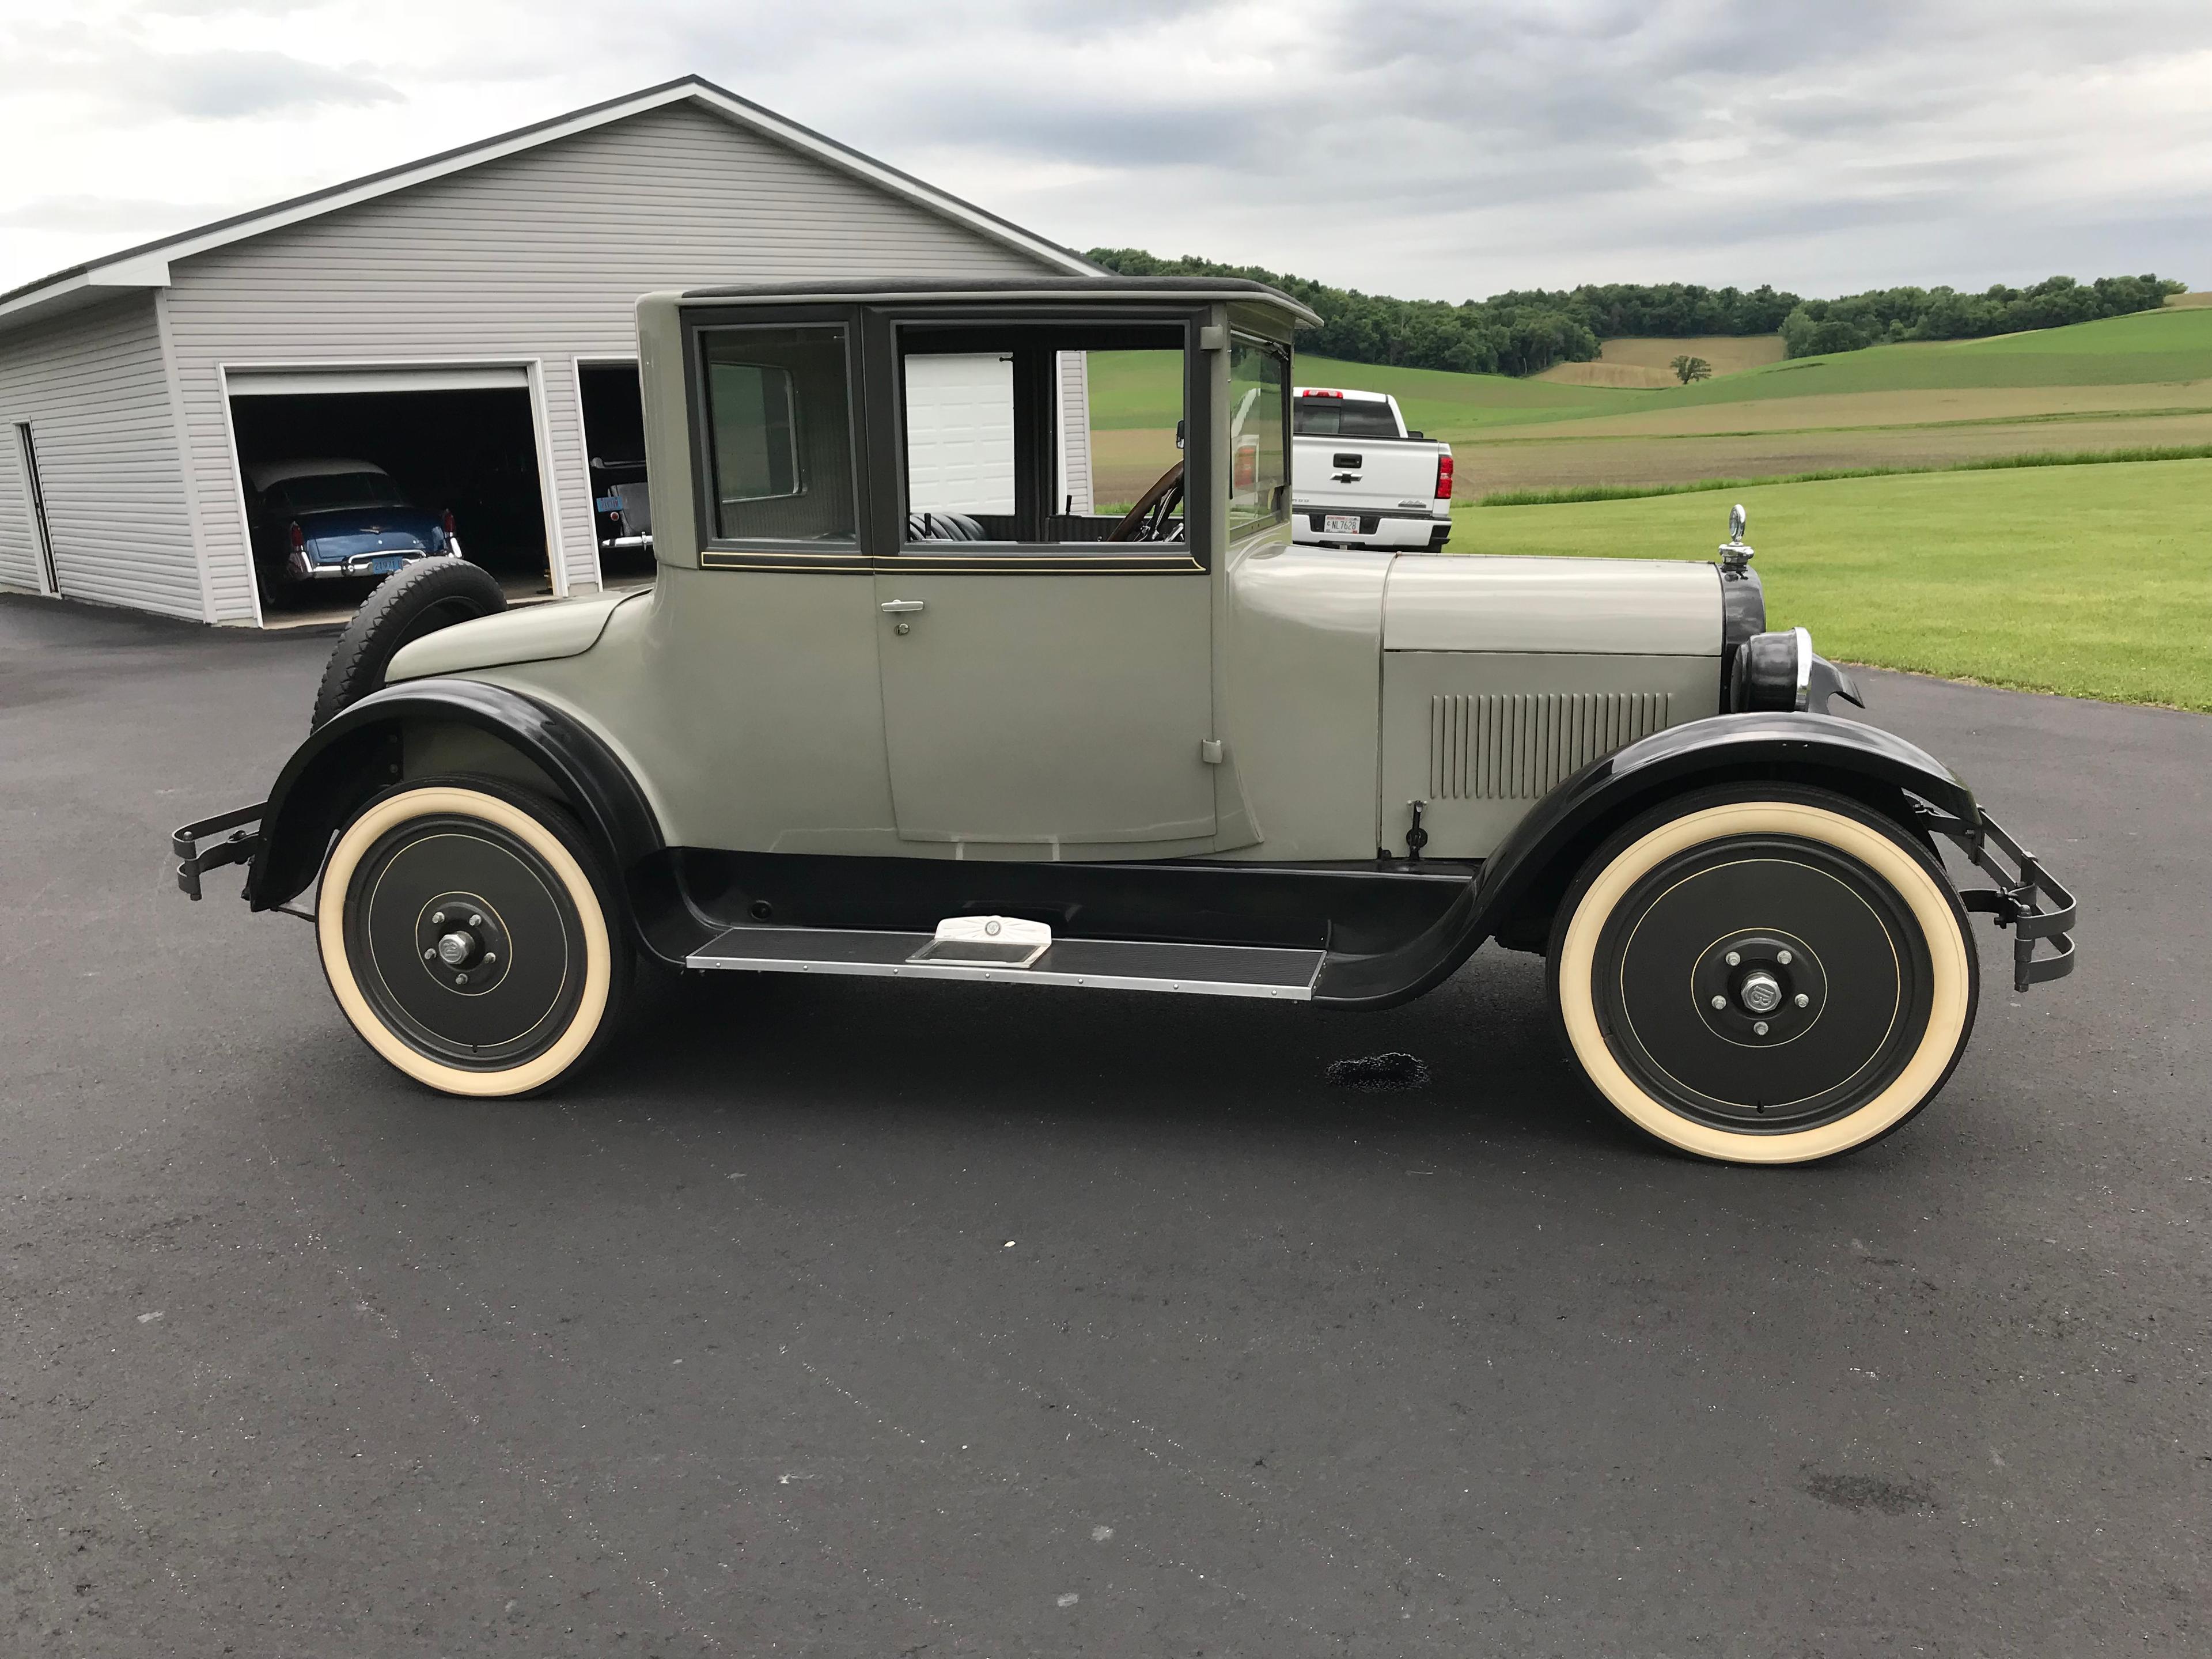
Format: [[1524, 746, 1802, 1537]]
[[687, 926, 1323, 1001]]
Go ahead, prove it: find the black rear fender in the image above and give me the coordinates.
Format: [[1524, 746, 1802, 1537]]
[[247, 679, 665, 938], [1477, 711, 1978, 955]]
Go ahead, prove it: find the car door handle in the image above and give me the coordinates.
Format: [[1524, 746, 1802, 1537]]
[[880, 599, 926, 614]]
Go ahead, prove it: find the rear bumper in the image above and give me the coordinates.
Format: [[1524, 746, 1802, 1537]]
[[1922, 805, 2078, 990], [172, 801, 265, 901], [294, 544, 461, 581], [1291, 507, 1450, 549]]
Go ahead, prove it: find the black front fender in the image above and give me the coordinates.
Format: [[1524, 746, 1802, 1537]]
[[1316, 712, 1979, 1008], [1475, 711, 1977, 951], [245, 678, 664, 919]]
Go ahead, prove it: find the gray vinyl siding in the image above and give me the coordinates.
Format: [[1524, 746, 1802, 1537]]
[[0, 296, 199, 616], [164, 101, 1055, 622]]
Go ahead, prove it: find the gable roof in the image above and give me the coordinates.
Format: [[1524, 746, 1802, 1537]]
[[0, 74, 1097, 332]]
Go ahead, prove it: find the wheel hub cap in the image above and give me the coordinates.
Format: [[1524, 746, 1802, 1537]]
[[1688, 930, 1828, 1048], [408, 891, 514, 998], [1738, 969, 1783, 1014]]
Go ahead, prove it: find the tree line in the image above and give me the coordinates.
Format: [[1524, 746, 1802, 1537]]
[[1777, 274, 2185, 357], [1085, 248, 2187, 378]]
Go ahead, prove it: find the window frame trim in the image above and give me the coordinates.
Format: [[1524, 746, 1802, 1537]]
[[682, 303, 870, 572], [859, 301, 1213, 575], [1226, 329, 1293, 544]]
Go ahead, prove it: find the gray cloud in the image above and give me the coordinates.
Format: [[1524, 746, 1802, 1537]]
[[1, 1, 2206, 298], [0, 26, 399, 120], [138, 0, 329, 14], [0, 195, 234, 230], [119, 50, 400, 118]]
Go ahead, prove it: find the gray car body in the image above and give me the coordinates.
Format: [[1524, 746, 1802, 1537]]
[[385, 281, 1725, 868]]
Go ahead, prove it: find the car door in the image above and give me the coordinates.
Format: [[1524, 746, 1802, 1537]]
[[865, 312, 1217, 851]]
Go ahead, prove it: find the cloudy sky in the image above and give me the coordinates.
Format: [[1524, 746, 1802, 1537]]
[[3, 0, 2207, 302]]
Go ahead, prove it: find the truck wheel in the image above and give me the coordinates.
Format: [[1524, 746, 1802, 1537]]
[[316, 776, 631, 1097], [1547, 785, 1977, 1164], [311, 559, 506, 730]]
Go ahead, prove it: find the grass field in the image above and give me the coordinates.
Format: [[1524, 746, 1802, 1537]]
[[1085, 315, 2212, 704], [1448, 309, 2212, 492], [1539, 334, 1786, 387], [1453, 457, 2212, 710]]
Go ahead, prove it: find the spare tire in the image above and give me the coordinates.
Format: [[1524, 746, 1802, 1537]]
[[311, 559, 507, 730]]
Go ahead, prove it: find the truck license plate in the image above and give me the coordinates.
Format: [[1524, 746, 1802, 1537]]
[[1324, 514, 1361, 535]]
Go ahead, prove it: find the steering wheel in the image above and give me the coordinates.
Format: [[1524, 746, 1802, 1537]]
[[1105, 460, 1185, 543]]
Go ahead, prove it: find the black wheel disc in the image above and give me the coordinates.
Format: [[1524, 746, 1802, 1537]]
[[1592, 834, 1933, 1132], [343, 813, 585, 1070]]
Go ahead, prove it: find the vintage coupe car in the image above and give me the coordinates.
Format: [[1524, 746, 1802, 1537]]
[[244, 458, 463, 600], [176, 276, 2074, 1164]]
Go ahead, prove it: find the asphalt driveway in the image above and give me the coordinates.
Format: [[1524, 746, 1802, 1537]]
[[2, 593, 2205, 1657]]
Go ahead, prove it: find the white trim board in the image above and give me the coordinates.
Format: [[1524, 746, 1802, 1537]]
[[228, 366, 531, 396]]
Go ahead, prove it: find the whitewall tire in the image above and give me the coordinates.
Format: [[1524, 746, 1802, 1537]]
[[1548, 786, 1978, 1164], [317, 777, 630, 1097]]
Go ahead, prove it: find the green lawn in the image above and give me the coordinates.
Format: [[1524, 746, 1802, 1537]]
[[1091, 306, 2212, 438], [1090, 309, 2212, 444], [1454, 457, 2212, 711], [1619, 307, 2212, 411], [1084, 349, 1643, 434], [1089, 319, 2212, 711], [1303, 308, 2212, 436]]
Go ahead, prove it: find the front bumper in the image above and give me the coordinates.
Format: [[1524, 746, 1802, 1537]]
[[1921, 805, 2078, 991]]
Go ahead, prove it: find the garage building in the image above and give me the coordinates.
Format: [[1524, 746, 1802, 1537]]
[[0, 75, 1096, 624]]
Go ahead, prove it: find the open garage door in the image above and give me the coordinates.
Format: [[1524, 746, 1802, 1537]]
[[578, 362, 652, 587], [227, 368, 551, 620]]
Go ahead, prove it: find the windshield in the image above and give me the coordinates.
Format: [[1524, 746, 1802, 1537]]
[[1293, 399, 1400, 439], [1228, 335, 1289, 536], [265, 472, 410, 514]]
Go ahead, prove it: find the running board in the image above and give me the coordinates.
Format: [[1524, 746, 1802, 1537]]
[[687, 926, 1323, 1001]]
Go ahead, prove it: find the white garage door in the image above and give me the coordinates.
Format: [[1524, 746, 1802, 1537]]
[[903, 353, 1015, 516], [901, 353, 1094, 519]]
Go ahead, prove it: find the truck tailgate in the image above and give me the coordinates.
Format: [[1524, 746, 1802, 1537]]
[[1294, 438, 1443, 512]]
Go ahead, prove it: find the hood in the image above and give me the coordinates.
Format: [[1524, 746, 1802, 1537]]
[[1384, 554, 1720, 657]]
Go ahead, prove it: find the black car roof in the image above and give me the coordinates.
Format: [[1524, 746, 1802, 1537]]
[[674, 275, 1320, 326]]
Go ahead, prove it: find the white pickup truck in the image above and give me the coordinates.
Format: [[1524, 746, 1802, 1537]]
[[1291, 386, 1453, 550]]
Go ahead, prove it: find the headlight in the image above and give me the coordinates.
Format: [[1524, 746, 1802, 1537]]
[[1730, 628, 1865, 715], [1730, 627, 1808, 712]]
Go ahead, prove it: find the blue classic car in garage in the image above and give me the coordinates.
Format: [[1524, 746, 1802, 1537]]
[[244, 459, 463, 601]]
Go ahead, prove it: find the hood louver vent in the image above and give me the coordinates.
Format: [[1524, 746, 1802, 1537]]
[[1430, 691, 1672, 801]]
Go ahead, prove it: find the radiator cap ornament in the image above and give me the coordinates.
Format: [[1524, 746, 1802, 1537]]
[[1718, 502, 1755, 577]]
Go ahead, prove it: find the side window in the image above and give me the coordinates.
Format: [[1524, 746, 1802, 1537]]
[[897, 324, 1188, 548], [700, 325, 855, 543], [1228, 335, 1288, 536], [1082, 348, 1183, 525]]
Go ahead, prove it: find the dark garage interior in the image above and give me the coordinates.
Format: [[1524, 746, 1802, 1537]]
[[578, 362, 653, 583], [229, 387, 550, 612]]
